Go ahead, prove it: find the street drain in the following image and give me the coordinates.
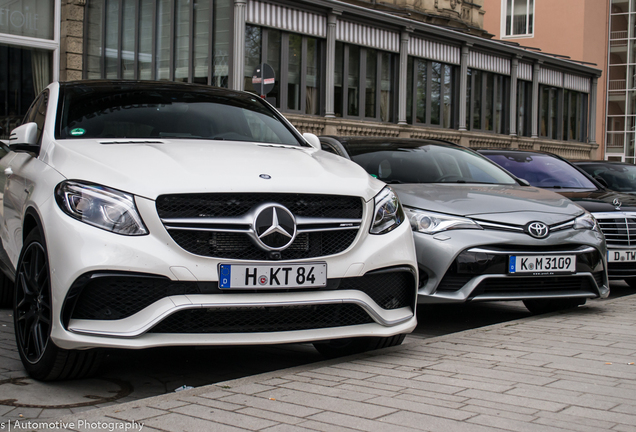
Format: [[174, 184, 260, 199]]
[[0, 377, 133, 408]]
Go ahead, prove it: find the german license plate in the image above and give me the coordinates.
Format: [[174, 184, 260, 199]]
[[608, 249, 636, 263], [509, 255, 576, 274], [218, 263, 327, 289]]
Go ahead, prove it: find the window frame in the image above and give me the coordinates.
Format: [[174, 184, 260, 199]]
[[335, 42, 397, 123], [466, 68, 510, 134], [502, 0, 535, 38], [406, 57, 456, 129]]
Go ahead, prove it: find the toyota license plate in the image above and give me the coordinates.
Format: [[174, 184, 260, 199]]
[[608, 250, 636, 262], [219, 263, 327, 289], [509, 255, 576, 274]]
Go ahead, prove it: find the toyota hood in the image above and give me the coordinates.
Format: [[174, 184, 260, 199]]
[[393, 183, 585, 226], [44, 139, 384, 201]]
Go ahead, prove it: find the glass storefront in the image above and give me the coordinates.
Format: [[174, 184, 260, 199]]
[[0, 0, 54, 40]]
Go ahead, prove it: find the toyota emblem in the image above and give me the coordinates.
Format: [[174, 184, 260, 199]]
[[253, 204, 297, 251], [526, 221, 549, 239]]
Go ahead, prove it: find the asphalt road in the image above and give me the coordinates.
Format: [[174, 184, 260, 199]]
[[0, 281, 632, 421]]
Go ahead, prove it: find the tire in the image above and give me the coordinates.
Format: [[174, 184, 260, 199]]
[[14, 229, 102, 381], [625, 278, 636, 289], [0, 271, 12, 308], [522, 298, 586, 315], [313, 334, 406, 359]]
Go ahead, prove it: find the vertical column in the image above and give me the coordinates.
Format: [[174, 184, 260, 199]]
[[531, 61, 541, 138], [231, 0, 247, 91], [324, 12, 340, 118], [397, 29, 411, 125], [509, 56, 519, 136], [458, 43, 471, 131], [589, 76, 598, 144]]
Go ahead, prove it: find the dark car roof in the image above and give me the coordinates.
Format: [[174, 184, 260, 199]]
[[321, 136, 462, 148], [572, 160, 634, 166]]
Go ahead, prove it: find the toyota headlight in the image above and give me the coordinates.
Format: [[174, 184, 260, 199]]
[[370, 187, 405, 234], [55, 181, 148, 235], [573, 212, 598, 231], [406, 208, 483, 234]]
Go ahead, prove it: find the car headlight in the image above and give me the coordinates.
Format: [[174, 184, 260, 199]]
[[406, 208, 483, 234], [55, 181, 148, 235], [370, 187, 405, 234], [573, 212, 598, 231]]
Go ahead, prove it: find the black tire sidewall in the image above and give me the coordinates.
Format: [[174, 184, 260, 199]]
[[13, 228, 61, 380]]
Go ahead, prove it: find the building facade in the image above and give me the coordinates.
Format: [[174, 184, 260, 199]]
[[1, 0, 602, 161], [483, 0, 610, 160]]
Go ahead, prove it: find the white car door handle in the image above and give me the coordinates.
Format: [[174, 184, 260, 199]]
[[4, 168, 12, 176]]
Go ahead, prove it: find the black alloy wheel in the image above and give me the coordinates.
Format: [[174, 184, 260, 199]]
[[15, 238, 52, 365], [14, 229, 102, 381]]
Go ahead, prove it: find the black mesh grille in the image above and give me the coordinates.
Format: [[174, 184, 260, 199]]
[[597, 217, 636, 247], [339, 271, 416, 310], [436, 275, 473, 292], [607, 262, 636, 277], [156, 193, 363, 219], [169, 230, 358, 260], [71, 277, 202, 320], [67, 270, 416, 321], [474, 274, 600, 295], [148, 304, 374, 333]]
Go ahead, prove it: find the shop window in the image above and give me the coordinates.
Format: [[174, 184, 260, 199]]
[[466, 68, 509, 134], [85, 0, 230, 85], [244, 25, 323, 115], [517, 80, 532, 137], [503, 0, 534, 37], [0, 45, 51, 140], [406, 58, 456, 128], [539, 85, 587, 142], [335, 42, 396, 122]]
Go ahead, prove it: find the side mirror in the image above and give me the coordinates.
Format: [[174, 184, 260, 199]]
[[9, 122, 39, 154], [303, 132, 321, 150]]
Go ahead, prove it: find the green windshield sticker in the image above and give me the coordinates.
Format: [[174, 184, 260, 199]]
[[70, 128, 86, 136]]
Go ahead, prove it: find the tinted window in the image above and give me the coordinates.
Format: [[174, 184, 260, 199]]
[[345, 143, 517, 185], [483, 153, 597, 189], [57, 86, 301, 145], [579, 163, 636, 192]]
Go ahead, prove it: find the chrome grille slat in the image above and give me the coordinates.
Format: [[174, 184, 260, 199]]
[[596, 216, 636, 247]]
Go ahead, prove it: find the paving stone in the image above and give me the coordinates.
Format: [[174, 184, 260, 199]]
[[142, 412, 246, 432], [532, 415, 617, 432], [460, 403, 537, 423], [365, 396, 474, 421], [106, 405, 166, 421], [277, 380, 376, 402], [220, 393, 322, 418], [467, 413, 573, 432], [378, 410, 497, 432], [559, 406, 636, 426], [306, 411, 421, 432], [175, 395, 246, 411], [236, 407, 305, 425], [296, 419, 360, 432], [505, 384, 619, 410], [171, 403, 277, 430]]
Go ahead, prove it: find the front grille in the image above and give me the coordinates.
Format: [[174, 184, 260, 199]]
[[437, 275, 473, 292], [473, 274, 600, 296], [156, 193, 363, 219], [148, 304, 374, 333], [65, 269, 416, 321], [156, 193, 363, 259], [169, 230, 358, 260], [607, 262, 636, 277], [597, 217, 636, 247]]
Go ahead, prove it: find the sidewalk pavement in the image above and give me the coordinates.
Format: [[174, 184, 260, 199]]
[[21, 294, 636, 432]]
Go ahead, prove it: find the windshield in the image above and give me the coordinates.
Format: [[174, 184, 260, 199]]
[[57, 85, 302, 145], [345, 143, 517, 185], [483, 153, 597, 189], [578, 163, 636, 192]]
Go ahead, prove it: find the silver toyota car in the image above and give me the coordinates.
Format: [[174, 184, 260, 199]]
[[320, 137, 609, 314]]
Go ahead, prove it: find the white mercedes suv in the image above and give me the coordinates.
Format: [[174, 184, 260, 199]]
[[0, 81, 417, 380]]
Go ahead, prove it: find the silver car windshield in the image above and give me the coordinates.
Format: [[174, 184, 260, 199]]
[[57, 86, 302, 145], [348, 144, 517, 185]]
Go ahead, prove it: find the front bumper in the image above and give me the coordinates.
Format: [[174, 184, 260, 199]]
[[414, 227, 609, 304], [42, 195, 418, 350]]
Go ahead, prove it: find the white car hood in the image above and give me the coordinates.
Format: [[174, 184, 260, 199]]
[[45, 139, 383, 201]]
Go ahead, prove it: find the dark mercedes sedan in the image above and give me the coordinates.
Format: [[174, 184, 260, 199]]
[[573, 160, 636, 195], [479, 149, 636, 287]]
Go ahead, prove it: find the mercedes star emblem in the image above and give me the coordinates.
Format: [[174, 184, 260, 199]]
[[253, 204, 297, 251], [613, 198, 622, 209], [526, 221, 549, 239]]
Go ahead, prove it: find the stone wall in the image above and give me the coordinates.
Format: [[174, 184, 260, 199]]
[[286, 114, 598, 160], [345, 0, 490, 37], [60, 0, 86, 82]]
